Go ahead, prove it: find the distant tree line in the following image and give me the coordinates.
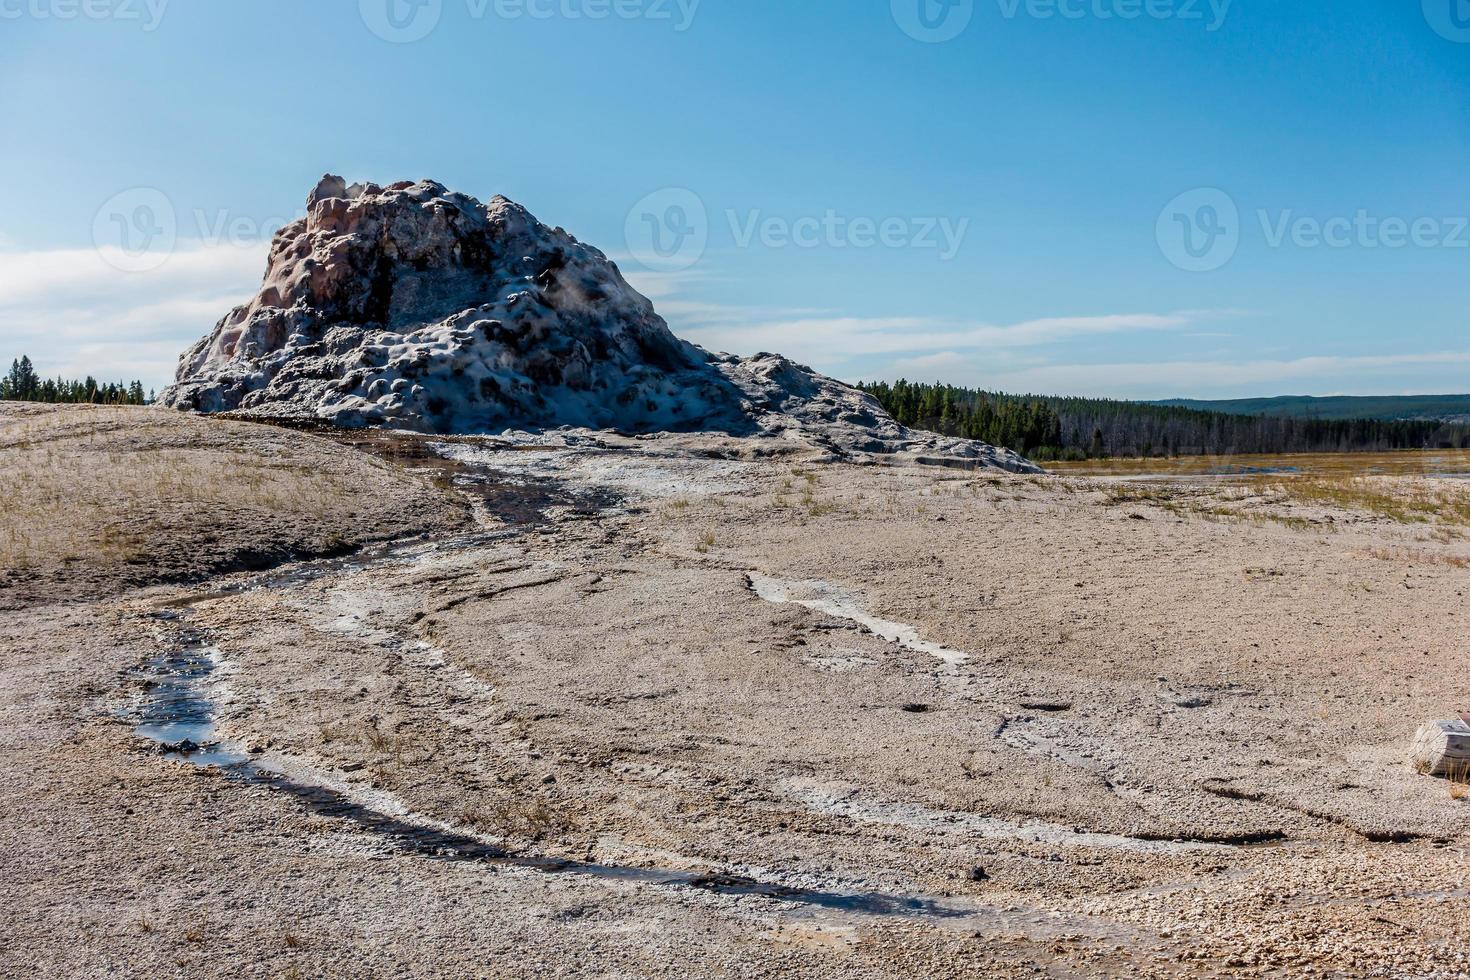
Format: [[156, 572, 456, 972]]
[[858, 380, 1470, 460], [2, 356, 152, 406]]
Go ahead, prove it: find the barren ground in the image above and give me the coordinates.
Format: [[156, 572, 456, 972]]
[[1, 405, 1466, 979]]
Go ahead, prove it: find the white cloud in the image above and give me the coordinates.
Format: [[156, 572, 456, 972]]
[[655, 299, 833, 325], [0, 242, 265, 388], [0, 244, 263, 306], [616, 263, 737, 302], [6, 237, 1443, 403], [626, 267, 1273, 391], [617, 266, 697, 301], [979, 351, 1470, 399], [633, 267, 1243, 366], [676, 310, 1219, 365], [880, 351, 992, 379]]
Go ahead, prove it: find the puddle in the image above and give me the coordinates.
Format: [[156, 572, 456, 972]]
[[746, 574, 969, 667], [127, 639, 246, 768]]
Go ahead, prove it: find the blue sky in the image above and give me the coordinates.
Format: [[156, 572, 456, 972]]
[[2, 0, 1468, 398]]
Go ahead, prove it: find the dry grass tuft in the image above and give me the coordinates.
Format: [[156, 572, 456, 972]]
[[1450, 762, 1470, 801], [1102, 486, 1184, 506], [1269, 475, 1470, 527], [360, 723, 395, 755], [458, 796, 573, 842], [1354, 547, 1470, 569]]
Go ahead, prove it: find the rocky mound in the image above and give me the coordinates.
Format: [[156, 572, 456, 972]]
[[162, 176, 1038, 472]]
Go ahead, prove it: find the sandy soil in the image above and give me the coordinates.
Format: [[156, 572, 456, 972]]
[[2, 407, 1467, 979]]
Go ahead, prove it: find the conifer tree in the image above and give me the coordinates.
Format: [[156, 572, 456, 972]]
[[1, 355, 150, 407], [857, 380, 1470, 459]]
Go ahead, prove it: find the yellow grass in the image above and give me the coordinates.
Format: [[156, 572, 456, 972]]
[[1353, 547, 1470, 569], [0, 405, 430, 573], [1067, 450, 1470, 531], [0, 444, 368, 567], [1449, 762, 1470, 802], [1262, 476, 1470, 527], [1047, 449, 1470, 479]]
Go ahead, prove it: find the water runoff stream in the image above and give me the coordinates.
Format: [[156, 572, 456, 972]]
[[118, 436, 1141, 943]]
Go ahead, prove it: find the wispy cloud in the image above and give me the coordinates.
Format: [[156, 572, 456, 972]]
[[616, 265, 704, 301], [977, 351, 1470, 398], [675, 310, 1228, 365], [0, 243, 264, 388], [631, 267, 1243, 368], [4, 241, 1443, 402]]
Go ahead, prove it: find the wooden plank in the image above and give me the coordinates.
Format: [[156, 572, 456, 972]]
[[1411, 720, 1470, 778]]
